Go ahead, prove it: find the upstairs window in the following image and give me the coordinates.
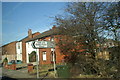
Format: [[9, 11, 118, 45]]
[[28, 43, 29, 48], [43, 38, 46, 41], [50, 37, 54, 41], [18, 43, 20, 49]]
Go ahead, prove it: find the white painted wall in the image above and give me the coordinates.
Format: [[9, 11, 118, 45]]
[[16, 42, 22, 61], [26, 40, 39, 63]]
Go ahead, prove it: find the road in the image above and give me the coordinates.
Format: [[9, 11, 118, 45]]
[[2, 67, 35, 79], [2, 74, 17, 80]]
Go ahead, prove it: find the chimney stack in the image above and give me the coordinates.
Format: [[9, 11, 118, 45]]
[[52, 25, 56, 29], [28, 29, 32, 39]]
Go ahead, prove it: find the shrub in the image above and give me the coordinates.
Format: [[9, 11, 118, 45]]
[[3, 57, 8, 63]]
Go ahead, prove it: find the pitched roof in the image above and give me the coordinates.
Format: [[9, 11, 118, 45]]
[[2, 41, 18, 47], [19, 32, 40, 41], [26, 27, 60, 42]]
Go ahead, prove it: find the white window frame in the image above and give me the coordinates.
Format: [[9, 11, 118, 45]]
[[18, 43, 20, 49], [42, 51, 47, 61]]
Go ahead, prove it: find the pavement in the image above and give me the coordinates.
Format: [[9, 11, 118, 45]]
[[2, 67, 36, 78], [1, 63, 56, 79]]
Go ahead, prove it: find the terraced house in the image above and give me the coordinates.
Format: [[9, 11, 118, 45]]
[[26, 25, 65, 65], [16, 29, 40, 63], [96, 39, 119, 60], [2, 41, 17, 62]]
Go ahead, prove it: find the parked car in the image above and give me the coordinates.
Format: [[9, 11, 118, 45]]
[[8, 60, 22, 65]]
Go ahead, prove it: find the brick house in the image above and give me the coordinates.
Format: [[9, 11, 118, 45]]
[[96, 39, 119, 60], [2, 41, 17, 62], [16, 29, 40, 63], [26, 26, 65, 65]]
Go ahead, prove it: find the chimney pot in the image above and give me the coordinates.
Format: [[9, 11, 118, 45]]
[[52, 25, 56, 29]]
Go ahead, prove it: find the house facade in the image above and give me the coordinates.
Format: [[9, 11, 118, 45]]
[[26, 40, 39, 63], [26, 26, 65, 65], [96, 39, 118, 60], [16, 41, 22, 61], [2, 41, 17, 62], [39, 35, 64, 65], [16, 29, 40, 63]]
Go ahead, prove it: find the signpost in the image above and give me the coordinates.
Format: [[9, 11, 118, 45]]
[[32, 41, 55, 49], [51, 48, 56, 78], [36, 49, 39, 78], [32, 41, 56, 78]]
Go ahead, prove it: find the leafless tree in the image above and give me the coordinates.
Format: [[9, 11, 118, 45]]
[[55, 2, 120, 77]]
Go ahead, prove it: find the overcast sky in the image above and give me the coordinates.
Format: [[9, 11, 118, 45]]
[[2, 2, 66, 45]]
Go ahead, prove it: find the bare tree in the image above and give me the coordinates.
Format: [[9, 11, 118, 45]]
[[55, 2, 120, 77], [55, 2, 109, 63], [102, 2, 120, 42]]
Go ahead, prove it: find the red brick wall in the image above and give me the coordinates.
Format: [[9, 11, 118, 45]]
[[54, 35, 65, 64], [2, 41, 17, 55], [2, 41, 17, 61], [22, 40, 27, 63], [39, 35, 65, 65], [39, 48, 51, 65]]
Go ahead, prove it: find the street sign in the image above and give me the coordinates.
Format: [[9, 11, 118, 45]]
[[32, 41, 55, 49], [31, 41, 56, 78]]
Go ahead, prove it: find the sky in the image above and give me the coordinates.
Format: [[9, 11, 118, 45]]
[[2, 2, 66, 45]]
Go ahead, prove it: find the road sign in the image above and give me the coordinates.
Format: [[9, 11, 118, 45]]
[[31, 41, 56, 78], [32, 41, 55, 49]]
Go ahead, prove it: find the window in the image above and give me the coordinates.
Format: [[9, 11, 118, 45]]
[[109, 42, 113, 47], [43, 38, 46, 41], [42, 51, 47, 61], [49, 38, 50, 41], [18, 43, 20, 49], [50, 37, 54, 41], [51, 51, 56, 62], [28, 43, 30, 48]]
